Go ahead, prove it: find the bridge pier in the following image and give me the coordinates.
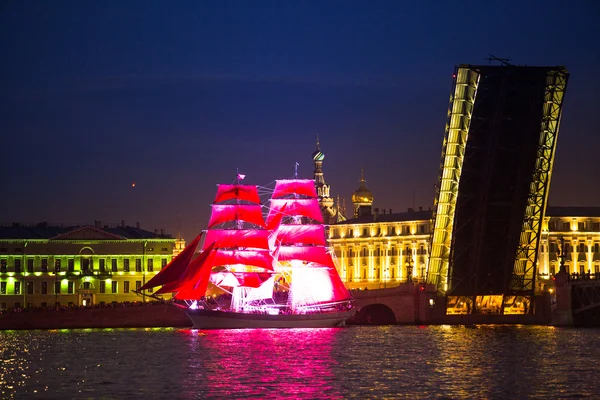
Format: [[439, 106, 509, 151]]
[[551, 269, 573, 326], [552, 269, 600, 327]]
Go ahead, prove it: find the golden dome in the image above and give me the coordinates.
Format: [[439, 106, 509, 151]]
[[352, 170, 373, 204]]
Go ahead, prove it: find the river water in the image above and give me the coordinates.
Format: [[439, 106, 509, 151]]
[[1, 325, 599, 399]]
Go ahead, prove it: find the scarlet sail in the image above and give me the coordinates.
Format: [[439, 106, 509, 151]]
[[142, 176, 353, 327], [274, 224, 326, 246], [266, 199, 323, 224], [208, 204, 266, 228], [139, 233, 203, 291], [214, 184, 261, 204], [272, 179, 318, 199], [202, 229, 269, 250]]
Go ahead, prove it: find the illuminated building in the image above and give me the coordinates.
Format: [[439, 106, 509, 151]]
[[0, 221, 179, 310], [313, 138, 347, 224], [540, 207, 600, 278], [329, 205, 600, 292]]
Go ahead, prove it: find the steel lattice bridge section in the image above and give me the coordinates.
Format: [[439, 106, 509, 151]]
[[427, 64, 569, 316]]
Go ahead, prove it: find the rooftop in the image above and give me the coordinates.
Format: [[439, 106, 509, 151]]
[[333, 206, 600, 225], [0, 222, 173, 240]]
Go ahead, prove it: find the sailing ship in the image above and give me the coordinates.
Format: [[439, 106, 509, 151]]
[[140, 174, 354, 329]]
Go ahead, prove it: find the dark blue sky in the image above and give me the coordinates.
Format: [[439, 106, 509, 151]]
[[2, 1, 599, 241]]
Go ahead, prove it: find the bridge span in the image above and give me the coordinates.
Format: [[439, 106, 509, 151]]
[[349, 283, 552, 326]]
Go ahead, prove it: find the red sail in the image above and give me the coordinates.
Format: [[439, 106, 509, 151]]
[[275, 225, 326, 246], [210, 249, 274, 271], [266, 203, 287, 230], [210, 271, 241, 287], [276, 246, 335, 267], [202, 229, 269, 250], [139, 233, 203, 291], [272, 179, 318, 199], [232, 272, 273, 288], [326, 258, 352, 301], [174, 250, 215, 300], [208, 204, 266, 228], [155, 241, 215, 294], [213, 184, 261, 204], [266, 199, 323, 224]]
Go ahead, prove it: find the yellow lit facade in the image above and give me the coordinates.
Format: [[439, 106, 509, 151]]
[[0, 222, 182, 310], [329, 209, 432, 290], [329, 206, 600, 291]]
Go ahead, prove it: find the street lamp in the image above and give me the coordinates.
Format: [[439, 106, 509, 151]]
[[406, 256, 413, 283], [384, 267, 389, 288]]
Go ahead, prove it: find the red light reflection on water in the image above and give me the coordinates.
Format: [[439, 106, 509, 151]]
[[178, 328, 343, 398]]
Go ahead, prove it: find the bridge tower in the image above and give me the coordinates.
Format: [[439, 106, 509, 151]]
[[427, 64, 569, 315]]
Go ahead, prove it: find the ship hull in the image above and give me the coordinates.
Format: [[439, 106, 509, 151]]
[[186, 309, 355, 329]]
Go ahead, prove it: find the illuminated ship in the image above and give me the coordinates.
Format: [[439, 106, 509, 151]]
[[140, 174, 354, 329]]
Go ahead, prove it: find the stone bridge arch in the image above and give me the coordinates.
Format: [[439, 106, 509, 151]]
[[353, 303, 396, 325], [350, 283, 440, 325]]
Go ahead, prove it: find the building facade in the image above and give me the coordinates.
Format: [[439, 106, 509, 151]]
[[329, 206, 600, 291], [0, 222, 179, 310]]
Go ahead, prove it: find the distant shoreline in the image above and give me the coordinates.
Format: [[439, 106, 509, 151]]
[[0, 302, 192, 330]]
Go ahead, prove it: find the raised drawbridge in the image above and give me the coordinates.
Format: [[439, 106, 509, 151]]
[[427, 64, 569, 315]]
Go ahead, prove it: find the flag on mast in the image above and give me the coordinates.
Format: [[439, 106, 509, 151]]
[[237, 173, 246, 180]]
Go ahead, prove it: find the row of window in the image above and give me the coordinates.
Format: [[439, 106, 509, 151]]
[[341, 266, 427, 280], [0, 280, 148, 295], [546, 264, 600, 275], [546, 243, 600, 253], [341, 245, 428, 258], [330, 220, 600, 239], [0, 247, 171, 253], [0, 258, 169, 273], [332, 224, 429, 238], [548, 222, 600, 232]]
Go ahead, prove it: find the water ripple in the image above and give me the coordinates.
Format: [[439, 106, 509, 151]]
[[1, 325, 600, 398]]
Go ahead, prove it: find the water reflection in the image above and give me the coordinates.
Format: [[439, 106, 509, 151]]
[[182, 328, 343, 399], [1, 326, 600, 398]]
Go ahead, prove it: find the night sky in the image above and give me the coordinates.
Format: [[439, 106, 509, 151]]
[[2, 1, 599, 241]]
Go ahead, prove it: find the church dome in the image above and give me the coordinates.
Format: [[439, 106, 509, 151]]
[[312, 148, 324, 161], [352, 172, 373, 204], [312, 137, 324, 161]]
